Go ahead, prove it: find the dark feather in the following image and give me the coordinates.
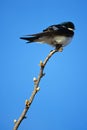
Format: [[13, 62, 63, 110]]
[[20, 36, 38, 43]]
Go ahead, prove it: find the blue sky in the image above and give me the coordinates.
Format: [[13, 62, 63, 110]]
[[0, 0, 87, 130]]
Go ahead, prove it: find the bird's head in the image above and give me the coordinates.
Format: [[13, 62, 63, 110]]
[[60, 21, 75, 31]]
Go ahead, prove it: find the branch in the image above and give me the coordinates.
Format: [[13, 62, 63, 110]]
[[13, 48, 60, 130]]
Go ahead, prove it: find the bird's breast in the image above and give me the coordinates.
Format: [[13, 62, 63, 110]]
[[53, 36, 72, 46]]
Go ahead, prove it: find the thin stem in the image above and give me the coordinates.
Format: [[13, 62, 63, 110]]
[[13, 48, 58, 130]]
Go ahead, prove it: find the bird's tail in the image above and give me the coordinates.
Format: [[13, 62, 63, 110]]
[[20, 36, 38, 43]]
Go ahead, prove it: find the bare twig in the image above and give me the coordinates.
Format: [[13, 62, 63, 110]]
[[13, 48, 59, 130]]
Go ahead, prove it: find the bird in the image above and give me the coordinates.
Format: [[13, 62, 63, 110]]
[[20, 21, 75, 50]]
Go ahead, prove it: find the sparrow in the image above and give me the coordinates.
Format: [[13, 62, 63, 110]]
[[20, 21, 75, 50]]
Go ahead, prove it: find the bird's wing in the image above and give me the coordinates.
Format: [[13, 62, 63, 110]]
[[26, 31, 53, 37], [26, 25, 61, 37], [43, 24, 61, 32], [21, 24, 73, 39]]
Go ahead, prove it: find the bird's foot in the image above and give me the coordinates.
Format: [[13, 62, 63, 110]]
[[55, 45, 63, 52], [58, 47, 63, 52]]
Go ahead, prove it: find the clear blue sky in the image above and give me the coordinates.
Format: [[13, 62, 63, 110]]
[[0, 0, 87, 130]]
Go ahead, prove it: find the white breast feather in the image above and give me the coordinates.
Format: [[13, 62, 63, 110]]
[[54, 36, 72, 46], [36, 35, 72, 47]]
